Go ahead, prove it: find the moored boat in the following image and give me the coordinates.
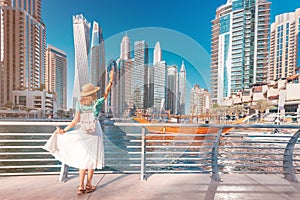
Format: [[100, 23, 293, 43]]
[[132, 116, 251, 140]]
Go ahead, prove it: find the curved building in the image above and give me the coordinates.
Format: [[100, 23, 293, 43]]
[[90, 21, 105, 97], [72, 14, 90, 106]]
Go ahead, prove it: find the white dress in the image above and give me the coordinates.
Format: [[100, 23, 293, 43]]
[[43, 98, 105, 169]]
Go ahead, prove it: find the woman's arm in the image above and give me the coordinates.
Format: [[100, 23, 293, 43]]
[[103, 70, 114, 100], [56, 111, 80, 134]]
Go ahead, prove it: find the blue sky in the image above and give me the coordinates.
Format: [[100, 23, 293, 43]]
[[42, 0, 300, 109]]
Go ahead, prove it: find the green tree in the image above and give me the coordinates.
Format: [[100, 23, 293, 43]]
[[24, 107, 36, 118], [4, 102, 14, 109], [230, 105, 247, 118], [56, 109, 66, 118], [251, 100, 275, 122]]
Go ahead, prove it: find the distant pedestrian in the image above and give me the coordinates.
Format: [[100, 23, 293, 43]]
[[43, 69, 114, 195]]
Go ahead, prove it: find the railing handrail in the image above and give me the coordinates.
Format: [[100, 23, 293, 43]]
[[1, 120, 300, 129], [1, 120, 300, 183]]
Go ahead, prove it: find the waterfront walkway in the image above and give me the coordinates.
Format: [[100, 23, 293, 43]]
[[1, 174, 300, 200]]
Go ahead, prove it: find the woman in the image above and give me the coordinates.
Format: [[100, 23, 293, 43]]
[[43, 70, 114, 195]]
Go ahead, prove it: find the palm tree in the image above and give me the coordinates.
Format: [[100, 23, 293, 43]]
[[4, 102, 14, 110], [56, 109, 66, 119], [251, 100, 275, 122], [24, 107, 36, 118], [230, 105, 247, 119]]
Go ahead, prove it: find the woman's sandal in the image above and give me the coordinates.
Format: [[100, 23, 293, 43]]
[[85, 185, 96, 193], [77, 186, 85, 195]]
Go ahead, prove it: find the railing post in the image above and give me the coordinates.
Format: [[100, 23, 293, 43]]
[[211, 127, 223, 182], [283, 129, 300, 182], [140, 127, 146, 181], [59, 163, 69, 182]]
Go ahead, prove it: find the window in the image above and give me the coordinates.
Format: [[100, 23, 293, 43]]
[[19, 96, 26, 106]]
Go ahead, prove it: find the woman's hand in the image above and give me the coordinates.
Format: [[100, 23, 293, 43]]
[[54, 127, 66, 134]]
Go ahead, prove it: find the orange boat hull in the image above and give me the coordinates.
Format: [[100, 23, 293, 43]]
[[132, 116, 249, 141]]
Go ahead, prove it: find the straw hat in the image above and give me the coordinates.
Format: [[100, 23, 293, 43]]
[[80, 83, 100, 97]]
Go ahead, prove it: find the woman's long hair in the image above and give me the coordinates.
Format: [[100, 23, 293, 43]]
[[80, 93, 97, 106]]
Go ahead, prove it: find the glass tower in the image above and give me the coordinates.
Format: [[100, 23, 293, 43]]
[[210, 0, 271, 105], [72, 14, 90, 106], [90, 21, 106, 98], [132, 40, 148, 109], [166, 65, 178, 114], [153, 42, 167, 113], [179, 61, 186, 115]]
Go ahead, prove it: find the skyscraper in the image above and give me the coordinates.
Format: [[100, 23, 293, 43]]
[[190, 84, 210, 116], [45, 45, 67, 111], [72, 14, 90, 106], [120, 33, 131, 60], [132, 40, 148, 109], [269, 8, 300, 81], [153, 42, 167, 113], [0, 0, 46, 106], [166, 65, 178, 114], [119, 35, 133, 116], [210, 0, 271, 105], [113, 34, 133, 117], [90, 21, 106, 97], [178, 61, 186, 115]]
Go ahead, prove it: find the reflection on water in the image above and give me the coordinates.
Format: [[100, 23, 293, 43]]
[[0, 125, 56, 133]]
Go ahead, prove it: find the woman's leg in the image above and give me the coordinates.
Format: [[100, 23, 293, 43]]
[[77, 169, 87, 194], [79, 169, 87, 187], [87, 169, 95, 186], [86, 169, 96, 193]]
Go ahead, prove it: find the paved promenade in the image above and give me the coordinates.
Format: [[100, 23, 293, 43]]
[[1, 174, 300, 200]]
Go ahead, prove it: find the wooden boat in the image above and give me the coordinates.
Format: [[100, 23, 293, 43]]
[[132, 116, 251, 141]]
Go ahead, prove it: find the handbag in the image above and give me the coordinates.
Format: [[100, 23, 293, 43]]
[[80, 101, 97, 134]]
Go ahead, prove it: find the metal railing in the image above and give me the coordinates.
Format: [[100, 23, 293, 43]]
[[1, 121, 300, 183]]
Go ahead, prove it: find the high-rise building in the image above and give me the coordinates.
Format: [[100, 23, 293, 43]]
[[45, 45, 67, 112], [178, 61, 186, 114], [210, 0, 271, 105], [153, 41, 162, 64], [120, 35, 133, 116], [269, 8, 300, 81], [90, 21, 106, 97], [190, 84, 210, 116], [113, 34, 133, 117], [166, 65, 178, 114], [153, 42, 166, 113], [72, 14, 90, 106], [131, 40, 148, 109], [120, 33, 131, 60], [0, 0, 46, 106]]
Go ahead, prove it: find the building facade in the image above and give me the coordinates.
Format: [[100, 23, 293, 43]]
[[45, 44, 67, 113], [178, 61, 186, 114], [90, 21, 106, 97], [190, 84, 210, 116], [131, 40, 148, 109], [0, 0, 46, 106], [13, 90, 53, 118], [152, 42, 167, 113], [113, 34, 133, 117], [166, 65, 178, 114], [210, 0, 271, 105], [72, 14, 90, 106], [269, 8, 300, 81]]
